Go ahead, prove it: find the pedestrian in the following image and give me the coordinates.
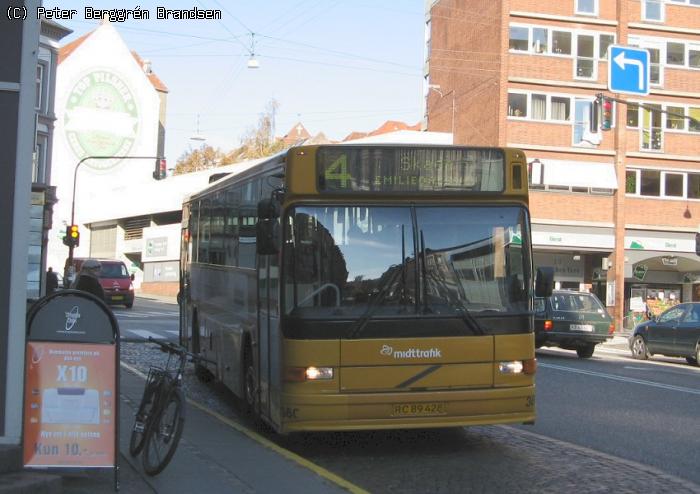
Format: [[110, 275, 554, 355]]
[[72, 259, 105, 301], [46, 267, 59, 295]]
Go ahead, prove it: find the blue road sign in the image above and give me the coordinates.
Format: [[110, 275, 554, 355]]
[[608, 45, 650, 96]]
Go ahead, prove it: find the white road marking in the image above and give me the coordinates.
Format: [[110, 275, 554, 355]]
[[539, 362, 700, 396]]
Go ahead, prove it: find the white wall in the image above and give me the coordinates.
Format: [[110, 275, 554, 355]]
[[47, 22, 161, 272]]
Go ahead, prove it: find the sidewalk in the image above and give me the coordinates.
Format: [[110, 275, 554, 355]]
[[134, 292, 177, 305], [60, 365, 354, 494]]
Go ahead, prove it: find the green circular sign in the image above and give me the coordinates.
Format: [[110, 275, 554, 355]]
[[64, 70, 139, 171]]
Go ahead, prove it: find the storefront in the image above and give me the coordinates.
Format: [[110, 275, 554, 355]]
[[532, 223, 614, 295], [624, 230, 700, 318]]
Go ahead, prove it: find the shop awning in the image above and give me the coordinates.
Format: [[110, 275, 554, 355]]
[[529, 159, 618, 189]]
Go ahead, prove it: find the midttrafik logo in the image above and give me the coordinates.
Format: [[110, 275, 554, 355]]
[[380, 344, 442, 359]]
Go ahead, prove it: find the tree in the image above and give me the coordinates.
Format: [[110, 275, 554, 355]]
[[173, 100, 289, 176], [173, 145, 227, 175], [226, 99, 286, 161]]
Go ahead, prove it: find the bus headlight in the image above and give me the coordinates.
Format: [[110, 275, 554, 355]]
[[284, 366, 334, 382], [499, 359, 536, 375], [305, 366, 333, 380], [499, 361, 524, 374]]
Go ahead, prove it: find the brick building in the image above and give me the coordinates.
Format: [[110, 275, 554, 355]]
[[425, 0, 700, 329]]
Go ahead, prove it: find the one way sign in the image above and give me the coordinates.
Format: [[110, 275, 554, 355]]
[[608, 45, 650, 96]]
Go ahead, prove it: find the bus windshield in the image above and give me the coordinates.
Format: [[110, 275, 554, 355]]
[[284, 205, 530, 321]]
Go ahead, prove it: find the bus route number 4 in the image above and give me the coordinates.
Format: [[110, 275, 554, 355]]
[[324, 155, 352, 188]]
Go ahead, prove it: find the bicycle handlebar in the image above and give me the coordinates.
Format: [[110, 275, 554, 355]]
[[146, 337, 215, 364]]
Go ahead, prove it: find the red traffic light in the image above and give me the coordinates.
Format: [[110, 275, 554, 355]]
[[601, 98, 613, 131]]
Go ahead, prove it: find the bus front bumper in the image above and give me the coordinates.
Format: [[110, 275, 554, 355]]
[[278, 386, 535, 433]]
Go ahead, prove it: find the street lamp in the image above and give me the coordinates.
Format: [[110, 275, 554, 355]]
[[67, 155, 162, 276], [428, 84, 456, 139]]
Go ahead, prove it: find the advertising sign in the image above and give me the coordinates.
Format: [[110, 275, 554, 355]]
[[24, 290, 119, 486], [23, 342, 115, 467]]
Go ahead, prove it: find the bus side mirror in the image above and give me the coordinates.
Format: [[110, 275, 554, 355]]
[[256, 198, 280, 255], [257, 198, 280, 220], [535, 267, 554, 297], [256, 219, 279, 255]]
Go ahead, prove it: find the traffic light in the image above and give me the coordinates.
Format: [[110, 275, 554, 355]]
[[153, 157, 167, 180], [601, 98, 613, 131], [63, 224, 80, 247]]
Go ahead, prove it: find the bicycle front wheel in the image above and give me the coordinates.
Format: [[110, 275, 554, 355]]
[[129, 379, 159, 456], [142, 388, 185, 475]]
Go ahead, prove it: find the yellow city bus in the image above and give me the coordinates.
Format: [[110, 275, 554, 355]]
[[179, 144, 552, 433]]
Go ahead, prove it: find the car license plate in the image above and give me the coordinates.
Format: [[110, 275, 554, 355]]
[[570, 324, 593, 332], [392, 402, 446, 417], [112, 295, 123, 301]]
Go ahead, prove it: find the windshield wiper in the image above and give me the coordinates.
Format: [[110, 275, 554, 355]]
[[424, 269, 484, 335], [348, 265, 404, 339]]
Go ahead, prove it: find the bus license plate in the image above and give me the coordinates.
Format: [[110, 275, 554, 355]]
[[392, 402, 446, 417], [570, 324, 593, 332]]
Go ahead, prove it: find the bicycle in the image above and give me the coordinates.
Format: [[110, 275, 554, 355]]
[[129, 337, 201, 476]]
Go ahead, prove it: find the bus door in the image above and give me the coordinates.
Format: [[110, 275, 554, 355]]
[[180, 219, 191, 348], [257, 256, 272, 419]]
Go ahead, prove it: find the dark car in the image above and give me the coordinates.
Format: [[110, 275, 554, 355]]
[[629, 302, 700, 366], [535, 290, 614, 358]]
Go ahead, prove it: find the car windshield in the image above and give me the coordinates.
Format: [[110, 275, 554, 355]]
[[551, 292, 605, 313], [283, 205, 531, 319], [100, 263, 128, 278]]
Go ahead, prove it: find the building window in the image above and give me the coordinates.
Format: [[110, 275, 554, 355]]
[[551, 97, 571, 121], [532, 94, 547, 120], [35, 64, 43, 111], [576, 0, 597, 15], [641, 105, 663, 151], [626, 170, 638, 194], [664, 173, 684, 197], [508, 93, 527, 117], [642, 0, 664, 21], [573, 99, 594, 145], [688, 174, 700, 199], [599, 34, 614, 59], [690, 108, 700, 132], [630, 168, 700, 200], [640, 169, 661, 196], [553, 31, 572, 55], [666, 42, 685, 65], [666, 106, 685, 130], [648, 47, 661, 85], [689, 45, 700, 68], [509, 26, 528, 51], [627, 106, 639, 127], [575, 34, 595, 79], [631, 37, 663, 85], [532, 28, 548, 54]]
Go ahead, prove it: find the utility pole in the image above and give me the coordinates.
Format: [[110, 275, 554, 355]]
[[66, 155, 162, 282]]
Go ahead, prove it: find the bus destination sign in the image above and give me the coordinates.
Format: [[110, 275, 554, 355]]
[[317, 146, 505, 193]]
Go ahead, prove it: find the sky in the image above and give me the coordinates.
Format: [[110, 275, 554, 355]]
[[44, 0, 427, 164]]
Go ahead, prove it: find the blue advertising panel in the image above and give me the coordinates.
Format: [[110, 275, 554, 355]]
[[608, 45, 650, 96]]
